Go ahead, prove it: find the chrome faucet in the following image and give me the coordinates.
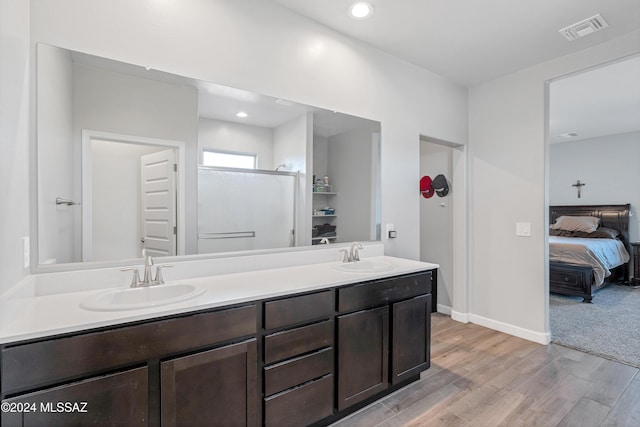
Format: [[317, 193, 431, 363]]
[[350, 241, 363, 262], [122, 254, 173, 287], [340, 242, 364, 263], [142, 254, 154, 286]]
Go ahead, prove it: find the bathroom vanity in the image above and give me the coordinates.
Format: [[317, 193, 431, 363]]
[[0, 258, 435, 426]]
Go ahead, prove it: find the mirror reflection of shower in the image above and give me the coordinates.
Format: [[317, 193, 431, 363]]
[[275, 164, 287, 171], [197, 167, 298, 254]]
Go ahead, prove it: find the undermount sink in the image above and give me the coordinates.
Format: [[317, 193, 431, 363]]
[[334, 260, 398, 273], [80, 283, 206, 311]]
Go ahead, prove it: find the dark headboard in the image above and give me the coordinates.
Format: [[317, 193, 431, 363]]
[[549, 204, 631, 258]]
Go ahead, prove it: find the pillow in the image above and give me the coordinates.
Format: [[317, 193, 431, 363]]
[[572, 227, 621, 239], [550, 215, 600, 233], [549, 228, 575, 237]]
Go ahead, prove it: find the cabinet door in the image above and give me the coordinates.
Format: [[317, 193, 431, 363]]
[[337, 306, 389, 411], [1, 367, 148, 427], [391, 294, 431, 384], [161, 339, 257, 427]]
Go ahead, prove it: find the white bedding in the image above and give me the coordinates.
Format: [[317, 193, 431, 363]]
[[549, 236, 630, 285]]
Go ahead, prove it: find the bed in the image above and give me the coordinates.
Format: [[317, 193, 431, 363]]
[[549, 204, 631, 303]]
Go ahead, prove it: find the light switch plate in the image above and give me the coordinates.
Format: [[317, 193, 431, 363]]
[[386, 224, 395, 239], [516, 222, 532, 237]]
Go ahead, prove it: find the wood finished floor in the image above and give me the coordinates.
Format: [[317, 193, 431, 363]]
[[331, 313, 640, 427]]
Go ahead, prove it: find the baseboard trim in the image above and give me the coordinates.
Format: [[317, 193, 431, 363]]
[[450, 309, 469, 323], [468, 313, 551, 345], [434, 308, 551, 345], [436, 304, 451, 315]]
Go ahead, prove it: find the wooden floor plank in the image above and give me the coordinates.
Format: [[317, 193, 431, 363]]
[[330, 314, 640, 427], [582, 358, 637, 407], [328, 402, 396, 427], [556, 398, 611, 427], [602, 377, 640, 426], [374, 384, 465, 427]]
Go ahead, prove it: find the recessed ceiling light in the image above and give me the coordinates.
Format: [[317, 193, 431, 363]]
[[348, 2, 374, 20], [236, 111, 248, 118]]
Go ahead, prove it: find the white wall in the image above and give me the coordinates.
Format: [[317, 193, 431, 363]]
[[72, 62, 199, 254], [0, 0, 30, 295], [36, 43, 75, 264], [550, 131, 640, 242], [29, 0, 468, 265], [198, 118, 274, 169], [468, 31, 640, 342], [273, 114, 308, 173], [91, 140, 167, 261], [327, 124, 377, 243], [274, 113, 311, 246], [312, 135, 328, 180], [420, 141, 453, 309]]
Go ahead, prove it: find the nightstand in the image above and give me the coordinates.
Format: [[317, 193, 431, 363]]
[[632, 242, 640, 285]]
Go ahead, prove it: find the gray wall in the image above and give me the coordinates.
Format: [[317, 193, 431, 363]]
[[420, 141, 453, 309], [550, 131, 640, 242]]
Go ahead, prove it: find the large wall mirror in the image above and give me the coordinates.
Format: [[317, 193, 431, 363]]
[[36, 43, 381, 269]]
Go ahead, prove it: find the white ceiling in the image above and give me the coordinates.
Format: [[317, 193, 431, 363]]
[[271, 0, 640, 142], [550, 55, 640, 143], [271, 0, 640, 87], [71, 1, 640, 142], [197, 83, 374, 137]]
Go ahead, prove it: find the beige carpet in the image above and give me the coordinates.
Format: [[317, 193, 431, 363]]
[[549, 284, 640, 368]]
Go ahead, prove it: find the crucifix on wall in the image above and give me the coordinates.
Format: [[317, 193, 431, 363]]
[[572, 180, 586, 198]]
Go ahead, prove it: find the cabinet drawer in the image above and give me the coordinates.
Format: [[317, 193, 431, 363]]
[[264, 375, 333, 427], [2, 305, 257, 395], [264, 347, 333, 396], [264, 320, 333, 364], [264, 290, 333, 330], [338, 272, 431, 313], [1, 367, 148, 427]]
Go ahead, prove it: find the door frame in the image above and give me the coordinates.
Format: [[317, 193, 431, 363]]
[[418, 135, 468, 318], [81, 130, 186, 261]]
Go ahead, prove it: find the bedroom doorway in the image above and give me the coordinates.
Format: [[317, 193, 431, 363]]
[[419, 136, 467, 318], [545, 54, 640, 367]]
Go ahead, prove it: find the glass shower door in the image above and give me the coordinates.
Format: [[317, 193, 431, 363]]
[[197, 167, 297, 254]]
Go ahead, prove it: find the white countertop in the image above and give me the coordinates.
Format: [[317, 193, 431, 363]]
[[0, 256, 437, 344]]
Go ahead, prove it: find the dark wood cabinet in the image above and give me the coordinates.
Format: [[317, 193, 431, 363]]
[[0, 269, 435, 426], [264, 320, 333, 364], [161, 339, 257, 427], [391, 294, 431, 384], [1, 367, 148, 427], [1, 305, 257, 396], [337, 306, 389, 411], [262, 291, 335, 426], [336, 271, 433, 415], [1, 305, 258, 427], [264, 290, 333, 330]]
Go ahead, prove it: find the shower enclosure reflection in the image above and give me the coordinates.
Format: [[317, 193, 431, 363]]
[[197, 167, 297, 254]]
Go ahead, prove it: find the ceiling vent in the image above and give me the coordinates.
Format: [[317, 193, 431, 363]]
[[559, 14, 609, 41]]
